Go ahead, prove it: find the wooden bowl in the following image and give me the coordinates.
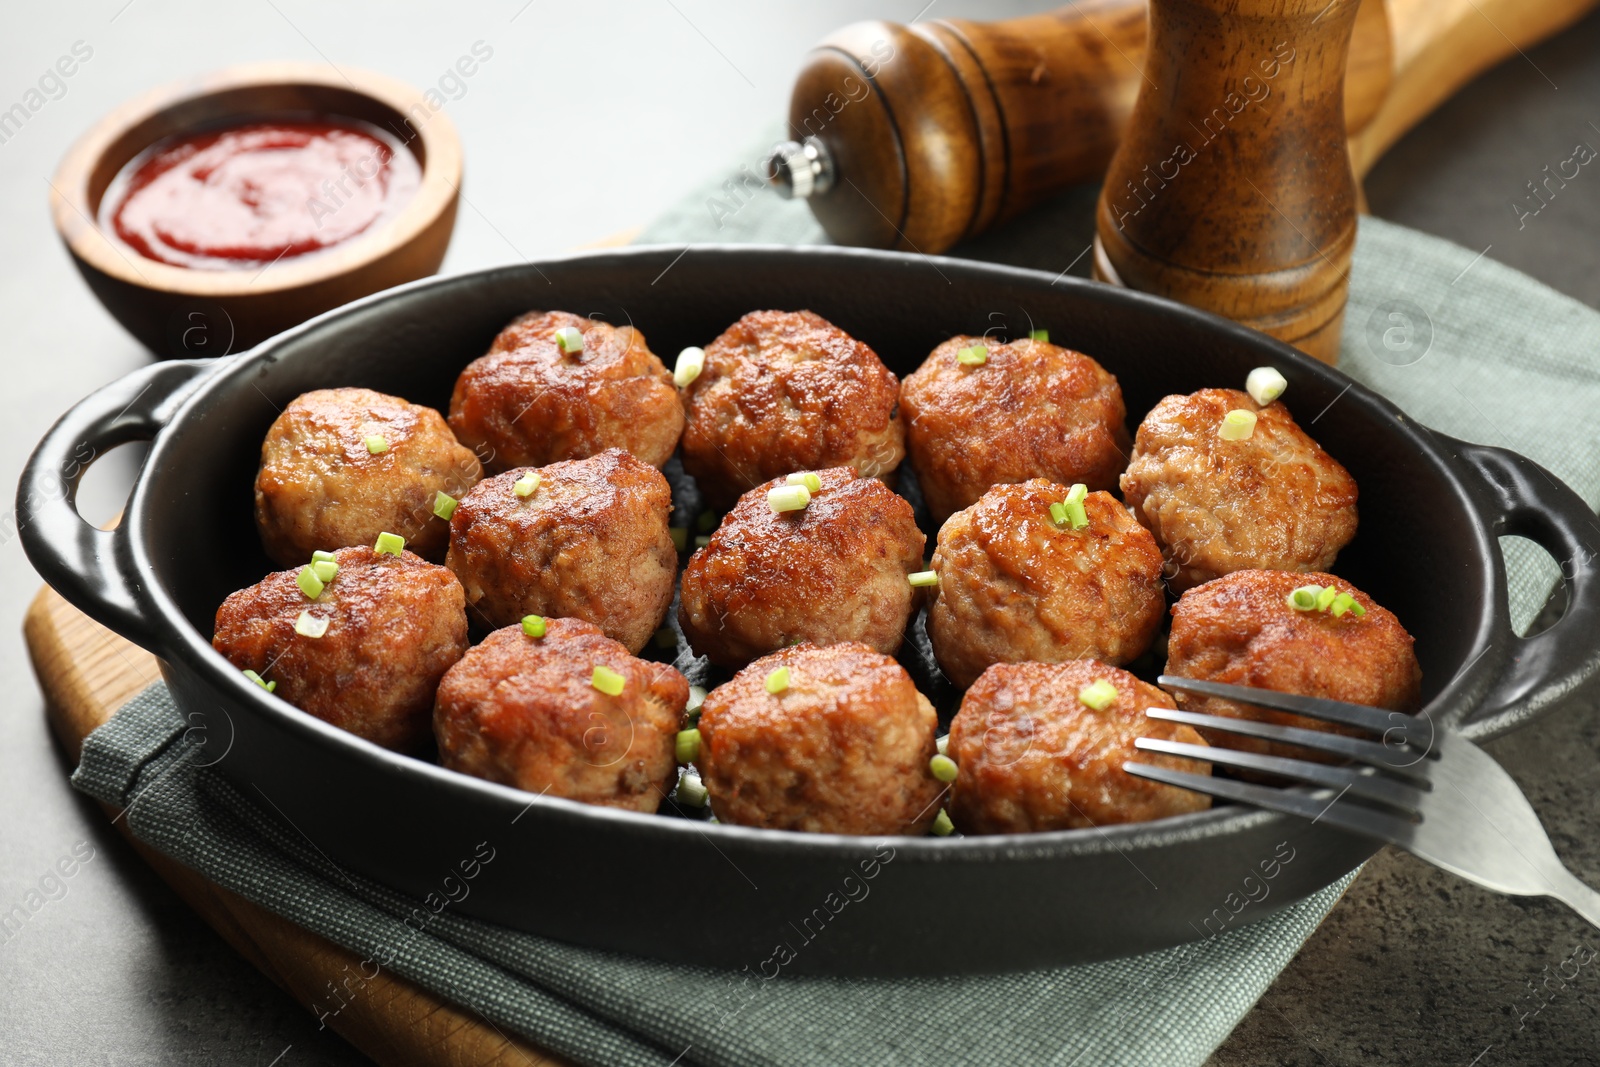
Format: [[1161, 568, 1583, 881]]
[[50, 62, 461, 357]]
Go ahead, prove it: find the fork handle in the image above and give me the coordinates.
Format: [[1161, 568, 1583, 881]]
[[1544, 867, 1600, 933]]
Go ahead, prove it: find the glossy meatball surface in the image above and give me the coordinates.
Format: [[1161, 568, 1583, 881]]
[[948, 661, 1211, 835], [255, 388, 482, 567], [899, 335, 1129, 524], [695, 643, 942, 835], [212, 546, 468, 751], [680, 310, 905, 510], [1121, 388, 1358, 593], [926, 480, 1165, 689], [1164, 569, 1422, 760], [434, 618, 690, 813], [678, 467, 924, 668], [445, 449, 676, 653], [448, 310, 684, 472]]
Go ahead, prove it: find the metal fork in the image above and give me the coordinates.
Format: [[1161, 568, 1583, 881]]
[[1124, 675, 1600, 930]]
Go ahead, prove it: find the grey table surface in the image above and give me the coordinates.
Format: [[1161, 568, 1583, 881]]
[[1, 3, 1598, 1065]]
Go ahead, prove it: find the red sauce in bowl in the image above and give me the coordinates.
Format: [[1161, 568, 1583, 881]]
[[104, 118, 421, 270]]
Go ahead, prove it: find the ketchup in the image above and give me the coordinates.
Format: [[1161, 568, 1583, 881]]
[[105, 118, 421, 270]]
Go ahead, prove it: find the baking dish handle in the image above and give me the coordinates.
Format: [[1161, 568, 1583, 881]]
[[18, 359, 218, 653], [1451, 439, 1600, 740]]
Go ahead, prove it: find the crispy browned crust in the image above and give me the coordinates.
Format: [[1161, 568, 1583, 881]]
[[448, 310, 685, 473], [677, 467, 924, 669], [899, 336, 1130, 525], [695, 642, 942, 835], [680, 310, 905, 510], [254, 387, 482, 566], [926, 481, 1165, 689], [1120, 388, 1359, 593], [212, 546, 469, 751], [433, 618, 689, 813], [444, 448, 676, 653], [948, 660, 1211, 835]]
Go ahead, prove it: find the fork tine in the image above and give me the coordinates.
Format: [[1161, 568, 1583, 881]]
[[1146, 707, 1433, 785], [1133, 737, 1427, 814], [1156, 674, 1428, 744]]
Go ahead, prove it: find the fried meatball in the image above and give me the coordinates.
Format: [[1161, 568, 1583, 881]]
[[948, 661, 1211, 834], [255, 388, 482, 566], [899, 335, 1129, 525], [445, 448, 675, 653], [925, 480, 1165, 690], [695, 643, 942, 835], [678, 467, 924, 668], [680, 310, 905, 510], [1164, 569, 1422, 760], [1121, 388, 1358, 593], [433, 618, 690, 812], [212, 546, 468, 751], [448, 310, 684, 473]]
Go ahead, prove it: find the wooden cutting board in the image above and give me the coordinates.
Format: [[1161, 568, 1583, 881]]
[[24, 584, 570, 1067]]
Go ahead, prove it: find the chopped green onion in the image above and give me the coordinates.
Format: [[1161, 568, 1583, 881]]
[[294, 611, 329, 639], [956, 345, 988, 367], [296, 565, 324, 600], [765, 666, 790, 694], [592, 665, 625, 696], [654, 627, 677, 649], [669, 526, 688, 552], [1350, 601, 1367, 617], [1286, 586, 1322, 611], [555, 325, 584, 355], [364, 435, 389, 454], [312, 550, 337, 564], [242, 669, 275, 693], [677, 769, 709, 807], [311, 559, 338, 584], [687, 685, 707, 714], [521, 614, 546, 638], [1246, 366, 1288, 406], [786, 472, 822, 493], [1078, 679, 1118, 711], [1219, 409, 1258, 441], [433, 491, 457, 521], [931, 809, 955, 836], [1029, 328, 1049, 343], [513, 472, 540, 498], [374, 531, 405, 557], [767, 484, 811, 513], [936, 735, 949, 756], [1049, 502, 1069, 527], [1330, 591, 1357, 618], [1064, 483, 1088, 506], [673, 346, 705, 387], [1314, 585, 1339, 612], [930, 753, 958, 782], [908, 570, 938, 588], [1060, 483, 1089, 530], [694, 534, 712, 549], [696, 511, 718, 533], [676, 728, 701, 763]]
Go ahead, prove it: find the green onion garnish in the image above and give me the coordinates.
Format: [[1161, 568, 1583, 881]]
[[521, 614, 546, 638], [1286, 586, 1322, 611], [694, 534, 712, 549], [786, 472, 822, 493], [956, 345, 988, 367], [311, 559, 338, 584], [1029, 328, 1049, 343], [696, 511, 718, 533], [1078, 679, 1118, 711], [294, 611, 329, 639], [1330, 591, 1357, 618], [1049, 502, 1068, 526], [296, 565, 324, 600], [1350, 601, 1367, 617], [513, 472, 540, 498], [669, 526, 688, 552], [931, 809, 955, 836], [1314, 585, 1339, 612], [930, 754, 958, 782], [687, 685, 707, 714], [676, 728, 701, 763], [767, 484, 811, 513], [908, 570, 938, 588], [1064, 483, 1088, 506], [433, 491, 457, 521], [654, 627, 677, 649], [555, 325, 584, 355], [937, 735, 949, 756], [374, 531, 405, 557], [365, 435, 389, 454], [1246, 366, 1288, 406], [677, 769, 709, 807], [673, 346, 705, 388], [312, 550, 337, 564], [242, 669, 275, 693], [1219, 409, 1258, 441], [765, 666, 790, 694], [1059, 484, 1089, 530], [592, 665, 625, 696]]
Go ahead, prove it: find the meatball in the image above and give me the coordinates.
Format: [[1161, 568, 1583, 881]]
[[255, 388, 482, 566], [445, 448, 676, 653], [695, 643, 942, 835], [1164, 569, 1422, 760], [925, 480, 1165, 690], [899, 335, 1129, 525], [1121, 388, 1358, 593], [678, 467, 924, 668], [448, 310, 684, 473], [680, 310, 905, 510], [948, 661, 1211, 835], [434, 618, 690, 813], [212, 546, 468, 751]]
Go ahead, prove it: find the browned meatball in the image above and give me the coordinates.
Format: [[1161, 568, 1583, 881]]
[[695, 643, 942, 835], [445, 448, 676, 653], [899, 335, 1129, 525], [948, 661, 1211, 835], [680, 310, 905, 510], [212, 546, 468, 751], [925, 480, 1165, 689], [678, 467, 924, 668], [1121, 388, 1358, 593], [433, 618, 690, 812], [255, 388, 482, 566], [1164, 570, 1422, 760], [448, 310, 684, 473]]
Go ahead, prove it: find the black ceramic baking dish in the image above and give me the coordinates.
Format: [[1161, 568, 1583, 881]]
[[21, 246, 1600, 976]]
